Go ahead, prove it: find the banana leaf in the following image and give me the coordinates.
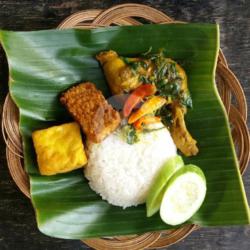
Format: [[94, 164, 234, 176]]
[[0, 24, 249, 239]]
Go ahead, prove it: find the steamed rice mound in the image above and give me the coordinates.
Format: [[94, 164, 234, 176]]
[[85, 126, 177, 208]]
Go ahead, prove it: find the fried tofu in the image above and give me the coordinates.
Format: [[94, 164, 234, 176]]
[[32, 122, 87, 176], [60, 82, 121, 143]]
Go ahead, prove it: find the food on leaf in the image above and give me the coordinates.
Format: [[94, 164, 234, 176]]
[[160, 165, 206, 225], [32, 122, 87, 176], [33, 50, 200, 228], [123, 84, 156, 117], [96, 50, 142, 94], [4, 23, 250, 240], [99, 49, 198, 155], [85, 125, 177, 208], [171, 105, 198, 156], [60, 82, 121, 143], [128, 96, 166, 124]]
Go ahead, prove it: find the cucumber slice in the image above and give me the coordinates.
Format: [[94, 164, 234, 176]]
[[160, 165, 206, 226], [146, 156, 184, 217]]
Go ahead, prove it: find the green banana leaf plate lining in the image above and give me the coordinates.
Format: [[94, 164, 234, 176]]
[[0, 23, 249, 239]]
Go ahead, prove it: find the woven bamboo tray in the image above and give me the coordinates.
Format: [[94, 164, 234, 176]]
[[2, 3, 250, 250]]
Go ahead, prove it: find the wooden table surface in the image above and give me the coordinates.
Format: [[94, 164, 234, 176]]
[[0, 1, 250, 249]]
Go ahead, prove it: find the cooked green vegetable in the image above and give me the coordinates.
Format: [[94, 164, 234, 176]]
[[119, 49, 197, 155], [156, 105, 173, 128], [180, 91, 193, 109], [122, 125, 140, 144]]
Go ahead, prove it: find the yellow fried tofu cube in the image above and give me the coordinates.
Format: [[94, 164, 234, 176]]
[[32, 122, 87, 176]]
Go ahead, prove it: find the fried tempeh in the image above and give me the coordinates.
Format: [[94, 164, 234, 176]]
[[60, 82, 121, 143]]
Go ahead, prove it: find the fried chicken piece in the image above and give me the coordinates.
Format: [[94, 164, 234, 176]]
[[96, 50, 142, 95], [171, 105, 198, 156], [60, 82, 121, 143]]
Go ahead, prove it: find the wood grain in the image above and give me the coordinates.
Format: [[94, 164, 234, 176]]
[[0, 1, 250, 249]]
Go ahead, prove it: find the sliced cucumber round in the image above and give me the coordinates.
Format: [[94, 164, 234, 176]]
[[160, 164, 206, 226], [146, 156, 184, 217]]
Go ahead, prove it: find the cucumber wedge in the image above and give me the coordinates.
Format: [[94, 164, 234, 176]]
[[160, 165, 206, 225], [146, 156, 184, 217]]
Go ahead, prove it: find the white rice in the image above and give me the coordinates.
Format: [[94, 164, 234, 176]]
[[85, 125, 177, 208]]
